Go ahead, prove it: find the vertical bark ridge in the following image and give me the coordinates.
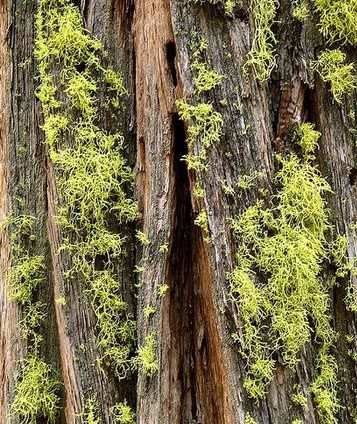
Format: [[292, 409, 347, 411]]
[[134, 1, 236, 422], [0, 1, 12, 421], [133, 0, 178, 421]]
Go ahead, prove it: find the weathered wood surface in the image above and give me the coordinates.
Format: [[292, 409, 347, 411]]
[[0, 0, 356, 423]]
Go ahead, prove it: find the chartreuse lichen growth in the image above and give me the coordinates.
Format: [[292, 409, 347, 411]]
[[176, 33, 223, 245], [83, 398, 100, 424], [177, 101, 223, 171], [230, 125, 338, 422], [245, 0, 278, 81], [177, 34, 223, 172], [330, 234, 357, 312], [112, 402, 136, 424], [194, 210, 210, 242], [191, 0, 237, 15], [297, 123, 321, 159], [292, 0, 310, 21], [4, 215, 60, 422], [244, 413, 257, 424], [11, 355, 60, 424], [313, 49, 356, 103], [35, 0, 137, 386], [292, 390, 308, 408], [137, 333, 159, 376], [189, 35, 224, 94], [313, 0, 357, 45]]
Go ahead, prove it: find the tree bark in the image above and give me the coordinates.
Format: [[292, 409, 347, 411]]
[[1, 0, 356, 423]]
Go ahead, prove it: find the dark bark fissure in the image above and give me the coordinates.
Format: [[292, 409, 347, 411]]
[[166, 41, 178, 88], [167, 108, 228, 422], [349, 167, 357, 187], [168, 112, 198, 422]]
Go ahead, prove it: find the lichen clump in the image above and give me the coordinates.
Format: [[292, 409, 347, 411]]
[[11, 356, 59, 423], [292, 0, 310, 22], [191, 0, 237, 15], [313, 49, 356, 103], [177, 101, 223, 171], [296, 122, 321, 159], [35, 0, 137, 379], [177, 34, 223, 172], [230, 126, 338, 422], [137, 334, 159, 376], [313, 0, 357, 45], [112, 402, 136, 424], [5, 215, 60, 422], [245, 0, 278, 81]]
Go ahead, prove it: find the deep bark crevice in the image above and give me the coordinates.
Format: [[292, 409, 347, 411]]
[[166, 41, 178, 88], [167, 112, 230, 423], [349, 167, 357, 187], [167, 112, 198, 422]]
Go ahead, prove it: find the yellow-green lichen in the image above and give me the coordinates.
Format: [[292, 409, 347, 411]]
[[244, 413, 258, 424], [112, 402, 136, 424], [292, 390, 308, 409], [292, 0, 310, 21], [244, 0, 278, 81], [296, 123, 321, 159], [143, 305, 157, 318], [5, 214, 60, 421], [83, 398, 100, 424], [313, 49, 356, 103], [177, 32, 224, 172], [230, 128, 338, 421], [313, 0, 357, 45], [192, 59, 224, 94], [35, 0, 137, 385], [158, 283, 169, 297], [176, 101, 223, 171], [11, 356, 60, 424], [194, 210, 210, 242], [191, 0, 238, 15], [137, 333, 159, 376]]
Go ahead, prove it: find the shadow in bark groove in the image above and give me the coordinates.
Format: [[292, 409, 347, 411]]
[[166, 112, 228, 423], [166, 41, 178, 87], [167, 112, 198, 422]]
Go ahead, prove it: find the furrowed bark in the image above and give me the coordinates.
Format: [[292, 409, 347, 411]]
[[0, 0, 357, 423], [0, 1, 12, 420], [46, 1, 137, 422], [1, 1, 62, 422]]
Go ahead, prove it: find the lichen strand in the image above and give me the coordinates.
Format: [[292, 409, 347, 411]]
[[191, 0, 237, 15], [6, 215, 60, 422], [292, 0, 310, 22], [244, 0, 278, 81], [11, 356, 60, 424], [296, 123, 321, 159], [244, 413, 258, 424], [112, 402, 136, 424], [313, 49, 356, 103], [313, 0, 357, 45], [176, 34, 223, 172], [230, 126, 338, 422], [137, 334, 159, 376], [176, 101, 223, 172], [331, 234, 357, 312], [35, 0, 137, 383]]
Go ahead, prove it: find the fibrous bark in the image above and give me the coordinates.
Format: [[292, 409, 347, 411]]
[[1, 0, 356, 423]]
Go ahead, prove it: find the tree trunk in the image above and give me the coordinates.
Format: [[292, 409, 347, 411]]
[[1, 0, 356, 423]]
